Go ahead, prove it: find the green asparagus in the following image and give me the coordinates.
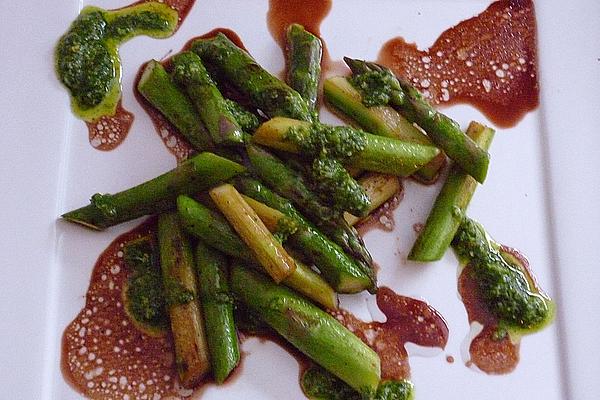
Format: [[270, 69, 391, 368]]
[[137, 60, 214, 151], [191, 33, 314, 122], [171, 51, 245, 146], [324, 76, 445, 183], [253, 117, 441, 177], [230, 265, 381, 396], [241, 193, 375, 293], [177, 195, 339, 306], [409, 122, 495, 261], [285, 23, 322, 112], [195, 242, 239, 383], [246, 145, 374, 269], [62, 152, 245, 229], [344, 58, 490, 183], [157, 212, 210, 388]]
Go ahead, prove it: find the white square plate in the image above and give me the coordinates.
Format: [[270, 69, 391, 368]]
[[1, 1, 599, 399]]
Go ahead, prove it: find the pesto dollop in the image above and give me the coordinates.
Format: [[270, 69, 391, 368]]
[[301, 366, 413, 400], [452, 217, 553, 331], [349, 67, 404, 107], [123, 238, 168, 331], [224, 99, 260, 132], [55, 3, 178, 120], [286, 122, 367, 160]]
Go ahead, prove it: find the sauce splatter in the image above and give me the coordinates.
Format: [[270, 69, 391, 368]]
[[458, 246, 543, 374], [357, 183, 404, 235], [62, 219, 198, 399], [86, 101, 134, 151], [330, 287, 448, 380], [377, 0, 538, 128]]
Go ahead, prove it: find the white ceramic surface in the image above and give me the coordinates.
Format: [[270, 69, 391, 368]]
[[1, 1, 598, 399]]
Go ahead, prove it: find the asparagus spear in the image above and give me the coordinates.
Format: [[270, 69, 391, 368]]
[[344, 173, 401, 226], [62, 152, 245, 230], [344, 58, 490, 183], [191, 33, 314, 122], [230, 265, 381, 396], [253, 117, 441, 177], [209, 184, 297, 283], [137, 60, 214, 152], [408, 122, 494, 262], [157, 212, 210, 388], [171, 51, 245, 146], [285, 23, 322, 112], [241, 194, 375, 293], [324, 76, 445, 183], [177, 195, 338, 307], [246, 145, 374, 268], [195, 242, 240, 383]]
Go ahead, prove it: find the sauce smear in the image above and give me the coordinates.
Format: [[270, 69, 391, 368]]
[[62, 219, 197, 399], [86, 101, 134, 151], [330, 287, 448, 380], [356, 183, 404, 235], [377, 0, 538, 128]]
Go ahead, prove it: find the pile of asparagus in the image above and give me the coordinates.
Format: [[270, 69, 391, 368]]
[[62, 23, 513, 398]]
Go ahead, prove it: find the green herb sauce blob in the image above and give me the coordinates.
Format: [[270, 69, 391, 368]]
[[123, 238, 169, 333], [55, 2, 178, 121], [452, 217, 555, 332], [349, 68, 404, 107], [301, 366, 413, 400], [285, 122, 367, 160]]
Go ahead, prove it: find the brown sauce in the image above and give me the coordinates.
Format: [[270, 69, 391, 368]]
[[86, 101, 134, 151], [458, 246, 542, 374], [356, 182, 404, 235], [84, 0, 197, 152], [330, 286, 448, 380], [377, 0, 538, 128], [61, 219, 190, 399]]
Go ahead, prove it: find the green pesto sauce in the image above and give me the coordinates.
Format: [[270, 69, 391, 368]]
[[349, 68, 403, 107], [309, 157, 370, 216], [123, 238, 168, 332], [452, 217, 554, 332], [301, 366, 413, 400], [55, 2, 178, 121], [286, 122, 367, 160], [164, 277, 195, 306], [171, 51, 213, 86], [273, 215, 298, 243], [224, 99, 260, 132]]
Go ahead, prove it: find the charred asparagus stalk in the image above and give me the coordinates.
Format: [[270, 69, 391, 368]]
[[171, 51, 245, 146], [252, 117, 440, 177], [177, 195, 338, 307], [137, 60, 214, 152], [191, 33, 314, 122], [194, 242, 239, 383], [157, 212, 210, 388], [409, 122, 494, 261], [62, 152, 245, 230], [230, 265, 381, 396], [285, 23, 322, 112], [344, 57, 490, 183]]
